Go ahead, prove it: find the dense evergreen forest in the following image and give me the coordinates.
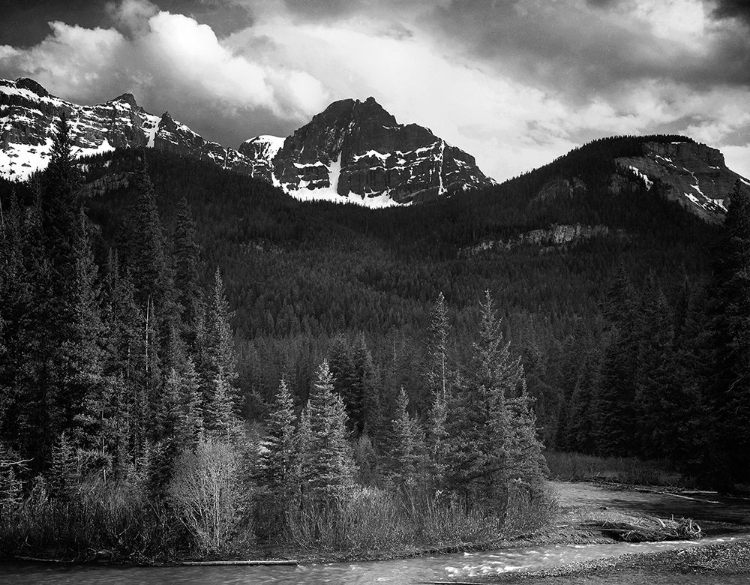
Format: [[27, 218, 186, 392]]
[[0, 119, 748, 559]]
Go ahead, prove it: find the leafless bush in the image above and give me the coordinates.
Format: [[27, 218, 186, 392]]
[[168, 436, 253, 555]]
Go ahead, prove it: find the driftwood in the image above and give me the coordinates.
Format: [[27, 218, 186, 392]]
[[180, 559, 298, 566], [583, 517, 702, 542]]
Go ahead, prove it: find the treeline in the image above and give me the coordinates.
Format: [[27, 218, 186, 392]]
[[0, 118, 551, 560], [551, 180, 750, 488]]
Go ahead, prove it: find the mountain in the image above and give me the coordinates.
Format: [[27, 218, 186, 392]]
[[0, 77, 267, 181], [268, 97, 494, 205], [0, 78, 493, 205], [487, 135, 749, 229], [614, 140, 747, 223]]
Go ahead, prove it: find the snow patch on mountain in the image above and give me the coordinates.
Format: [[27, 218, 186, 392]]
[[141, 114, 160, 148], [285, 152, 401, 208], [0, 138, 52, 180], [628, 165, 652, 190]]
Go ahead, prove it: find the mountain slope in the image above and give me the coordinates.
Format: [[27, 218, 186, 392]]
[[0, 78, 276, 182], [1, 78, 493, 205], [271, 97, 494, 205], [614, 140, 747, 223]]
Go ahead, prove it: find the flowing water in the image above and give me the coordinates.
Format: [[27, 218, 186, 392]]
[[2, 535, 749, 585]]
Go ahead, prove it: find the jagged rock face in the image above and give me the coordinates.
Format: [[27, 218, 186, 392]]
[[0, 78, 258, 181], [272, 97, 494, 204], [615, 140, 748, 223], [0, 78, 164, 179], [237, 135, 285, 183]]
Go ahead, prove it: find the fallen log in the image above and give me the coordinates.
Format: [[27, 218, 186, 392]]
[[180, 559, 298, 566]]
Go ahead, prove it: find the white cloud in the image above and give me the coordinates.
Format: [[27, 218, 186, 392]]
[[723, 145, 750, 180], [0, 22, 127, 102], [0, 0, 330, 146]]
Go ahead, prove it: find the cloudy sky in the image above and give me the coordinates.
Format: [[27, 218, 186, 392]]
[[1, 0, 749, 181]]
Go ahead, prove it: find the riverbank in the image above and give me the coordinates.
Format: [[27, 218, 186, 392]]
[[468, 540, 750, 583], [5, 480, 747, 567]]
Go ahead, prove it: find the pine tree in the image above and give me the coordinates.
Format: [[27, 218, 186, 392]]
[[101, 252, 148, 463], [126, 167, 173, 311], [427, 292, 450, 399], [203, 370, 236, 437], [295, 403, 314, 500], [387, 387, 424, 491], [40, 113, 81, 280], [0, 442, 26, 514], [594, 265, 640, 456], [565, 351, 598, 454], [633, 281, 684, 459], [173, 197, 203, 346], [701, 182, 750, 486], [14, 116, 84, 470], [64, 211, 106, 455], [505, 383, 548, 491], [306, 360, 354, 501], [48, 432, 78, 500], [201, 269, 239, 419], [259, 379, 298, 501], [350, 333, 379, 436], [426, 389, 449, 490]]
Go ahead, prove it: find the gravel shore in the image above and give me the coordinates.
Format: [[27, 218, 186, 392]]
[[470, 540, 750, 582]]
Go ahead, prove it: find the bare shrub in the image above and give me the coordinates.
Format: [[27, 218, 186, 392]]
[[168, 436, 253, 555]]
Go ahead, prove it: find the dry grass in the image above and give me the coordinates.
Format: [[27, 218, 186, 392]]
[[545, 451, 688, 487]]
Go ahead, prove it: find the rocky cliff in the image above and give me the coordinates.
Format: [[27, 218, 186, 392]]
[[272, 97, 493, 204], [461, 223, 618, 256], [615, 140, 747, 223]]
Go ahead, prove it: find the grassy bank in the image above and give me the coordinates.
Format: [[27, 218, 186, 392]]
[[0, 477, 558, 564], [545, 451, 689, 486]]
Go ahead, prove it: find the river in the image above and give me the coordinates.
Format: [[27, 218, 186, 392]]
[[2, 535, 749, 585]]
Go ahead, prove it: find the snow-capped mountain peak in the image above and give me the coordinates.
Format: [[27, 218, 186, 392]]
[[1, 78, 494, 206]]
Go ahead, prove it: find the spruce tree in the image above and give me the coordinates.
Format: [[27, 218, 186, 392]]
[[350, 333, 379, 436], [64, 211, 107, 455], [201, 269, 239, 420], [173, 197, 203, 345], [702, 182, 750, 485], [387, 387, 424, 491], [259, 379, 298, 502], [426, 389, 449, 490], [594, 265, 639, 456], [101, 252, 147, 462], [48, 432, 78, 500], [427, 292, 450, 399], [306, 360, 354, 501]]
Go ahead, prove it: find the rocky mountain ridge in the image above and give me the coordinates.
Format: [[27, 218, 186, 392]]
[[0, 78, 493, 206], [614, 140, 747, 223], [271, 97, 494, 205]]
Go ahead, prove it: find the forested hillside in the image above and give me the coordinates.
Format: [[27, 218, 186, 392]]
[[0, 120, 748, 559]]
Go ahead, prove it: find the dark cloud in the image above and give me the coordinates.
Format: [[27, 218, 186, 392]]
[[585, 0, 623, 7], [0, 0, 254, 48], [0, 0, 110, 47], [710, 0, 750, 26], [427, 0, 750, 100], [282, 0, 363, 21]]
